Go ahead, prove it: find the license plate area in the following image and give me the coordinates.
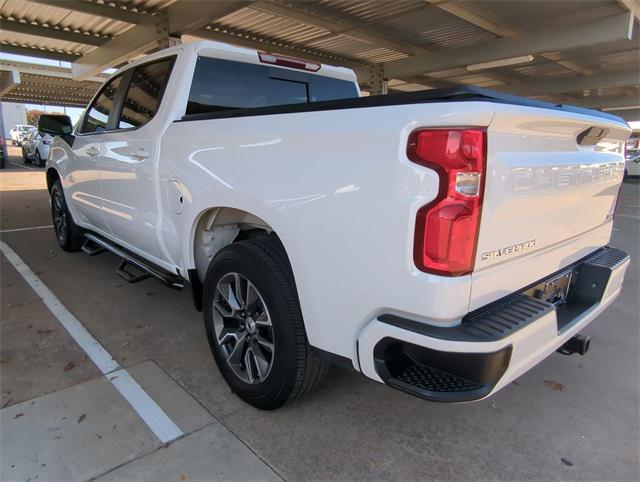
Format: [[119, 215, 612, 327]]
[[524, 271, 576, 306]]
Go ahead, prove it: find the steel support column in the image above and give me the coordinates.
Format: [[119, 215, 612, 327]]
[[370, 64, 388, 96]]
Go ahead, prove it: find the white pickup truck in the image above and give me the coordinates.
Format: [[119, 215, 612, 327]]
[[40, 40, 631, 410]]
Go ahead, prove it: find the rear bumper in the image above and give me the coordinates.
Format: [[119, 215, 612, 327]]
[[358, 247, 630, 402]]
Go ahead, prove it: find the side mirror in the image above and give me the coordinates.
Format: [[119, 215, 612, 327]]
[[38, 114, 73, 136]]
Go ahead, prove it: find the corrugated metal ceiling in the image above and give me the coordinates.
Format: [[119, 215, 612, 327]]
[[0, 0, 133, 37], [0, 0, 637, 111], [458, 0, 621, 31]]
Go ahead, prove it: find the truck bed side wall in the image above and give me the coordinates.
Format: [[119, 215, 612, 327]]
[[159, 103, 495, 362]]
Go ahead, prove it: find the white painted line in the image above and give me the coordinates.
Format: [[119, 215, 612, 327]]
[[109, 369, 184, 443], [9, 161, 36, 171], [0, 240, 184, 444], [615, 213, 640, 220], [0, 240, 119, 374], [0, 225, 53, 233]]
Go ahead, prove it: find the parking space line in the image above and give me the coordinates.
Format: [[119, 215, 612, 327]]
[[0, 225, 53, 233], [108, 369, 186, 443], [0, 240, 184, 444], [615, 213, 640, 220], [9, 161, 36, 171]]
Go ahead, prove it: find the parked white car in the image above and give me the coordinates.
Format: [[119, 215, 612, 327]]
[[21, 130, 52, 167], [40, 40, 631, 410], [625, 131, 640, 176], [9, 124, 35, 145]]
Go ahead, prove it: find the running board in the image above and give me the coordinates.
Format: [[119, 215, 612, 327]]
[[81, 238, 106, 256], [83, 233, 185, 290]]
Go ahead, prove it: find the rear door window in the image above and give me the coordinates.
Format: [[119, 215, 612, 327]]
[[186, 57, 357, 115], [117, 57, 174, 129], [80, 75, 124, 134]]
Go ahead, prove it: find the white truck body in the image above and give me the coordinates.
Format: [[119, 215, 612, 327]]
[[44, 40, 631, 406]]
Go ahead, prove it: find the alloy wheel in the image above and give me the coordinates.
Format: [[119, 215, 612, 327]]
[[52, 189, 68, 244], [212, 272, 275, 384]]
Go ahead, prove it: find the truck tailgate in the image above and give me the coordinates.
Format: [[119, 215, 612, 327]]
[[471, 104, 629, 309]]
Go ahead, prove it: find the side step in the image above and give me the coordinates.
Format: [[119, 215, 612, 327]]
[[83, 233, 185, 290], [81, 238, 106, 256], [116, 260, 151, 284]]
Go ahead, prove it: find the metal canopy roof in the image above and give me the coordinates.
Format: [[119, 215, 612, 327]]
[[0, 59, 107, 106], [1, 0, 639, 120]]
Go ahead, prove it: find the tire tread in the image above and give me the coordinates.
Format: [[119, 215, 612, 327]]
[[240, 236, 329, 406], [51, 180, 84, 252]]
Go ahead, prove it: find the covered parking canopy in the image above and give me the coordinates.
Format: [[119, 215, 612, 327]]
[[0, 0, 639, 120], [0, 59, 106, 107]]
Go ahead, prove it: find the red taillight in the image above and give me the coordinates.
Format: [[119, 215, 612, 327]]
[[258, 52, 321, 72], [408, 128, 486, 276]]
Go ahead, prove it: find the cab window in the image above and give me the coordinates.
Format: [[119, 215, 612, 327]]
[[80, 75, 124, 134], [117, 58, 174, 129], [186, 57, 358, 115]]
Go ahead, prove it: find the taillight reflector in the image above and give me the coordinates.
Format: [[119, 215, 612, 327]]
[[408, 128, 487, 276], [258, 52, 321, 72]]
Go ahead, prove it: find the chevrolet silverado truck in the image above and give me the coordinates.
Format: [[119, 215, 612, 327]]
[[40, 40, 631, 410]]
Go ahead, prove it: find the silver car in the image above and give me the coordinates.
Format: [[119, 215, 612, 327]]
[[21, 130, 52, 167]]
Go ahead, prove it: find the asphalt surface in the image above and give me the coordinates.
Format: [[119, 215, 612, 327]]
[[1, 144, 639, 481]]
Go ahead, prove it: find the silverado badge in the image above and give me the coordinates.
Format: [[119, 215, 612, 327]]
[[481, 240, 537, 261]]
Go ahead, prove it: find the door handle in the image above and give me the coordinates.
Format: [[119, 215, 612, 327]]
[[130, 148, 150, 160], [86, 147, 99, 157]]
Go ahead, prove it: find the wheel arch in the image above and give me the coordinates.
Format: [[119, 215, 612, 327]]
[[46, 167, 61, 192], [190, 206, 283, 284], [188, 205, 299, 314]]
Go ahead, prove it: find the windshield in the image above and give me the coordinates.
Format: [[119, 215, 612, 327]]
[[18, 126, 32, 132]]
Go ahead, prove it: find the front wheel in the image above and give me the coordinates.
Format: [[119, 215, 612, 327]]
[[22, 147, 31, 164], [50, 180, 84, 252], [203, 237, 328, 410]]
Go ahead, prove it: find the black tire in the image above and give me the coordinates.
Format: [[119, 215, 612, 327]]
[[23, 147, 31, 164], [203, 236, 328, 410], [36, 150, 44, 167], [50, 180, 84, 252]]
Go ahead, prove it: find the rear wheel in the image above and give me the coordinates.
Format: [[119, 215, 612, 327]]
[[203, 236, 328, 410], [50, 180, 84, 252]]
